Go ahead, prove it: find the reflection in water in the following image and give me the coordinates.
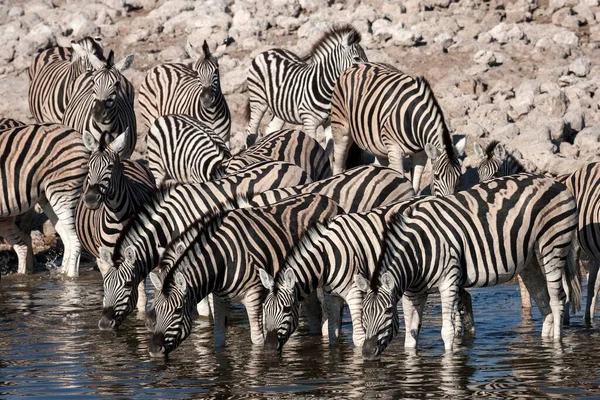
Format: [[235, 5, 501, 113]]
[[1, 272, 599, 398]]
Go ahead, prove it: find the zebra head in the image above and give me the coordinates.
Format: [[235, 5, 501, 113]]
[[98, 245, 140, 330], [473, 141, 506, 182], [87, 50, 134, 128], [70, 36, 104, 71], [187, 40, 226, 109], [424, 135, 463, 196], [259, 268, 299, 353], [355, 272, 400, 360], [148, 270, 195, 357], [82, 128, 130, 210]]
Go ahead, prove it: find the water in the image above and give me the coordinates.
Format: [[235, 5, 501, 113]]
[[1, 270, 600, 399]]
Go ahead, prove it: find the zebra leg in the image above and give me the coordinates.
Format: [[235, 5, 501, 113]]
[[387, 144, 406, 177], [265, 116, 286, 134], [212, 295, 230, 348], [439, 278, 460, 351], [330, 124, 354, 175], [53, 214, 81, 277], [136, 279, 147, 314], [519, 258, 552, 329], [301, 289, 324, 335], [409, 151, 427, 194], [585, 260, 599, 324], [324, 292, 344, 344], [539, 254, 567, 340], [402, 293, 428, 349], [458, 288, 475, 335], [346, 287, 365, 347], [246, 100, 268, 146], [518, 276, 533, 308], [242, 289, 265, 346], [0, 217, 34, 274]]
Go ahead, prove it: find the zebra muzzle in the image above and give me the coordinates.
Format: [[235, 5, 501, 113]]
[[264, 330, 281, 353], [84, 185, 102, 210], [98, 307, 117, 331], [361, 337, 382, 360], [148, 332, 166, 357], [200, 87, 214, 108]]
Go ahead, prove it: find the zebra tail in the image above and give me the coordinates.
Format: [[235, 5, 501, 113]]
[[564, 237, 582, 313]]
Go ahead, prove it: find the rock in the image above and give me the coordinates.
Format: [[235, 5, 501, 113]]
[[488, 23, 526, 44], [299, 0, 329, 12], [573, 126, 600, 149], [568, 57, 591, 77], [473, 50, 496, 66], [564, 109, 585, 134], [495, 123, 520, 140], [390, 29, 421, 47], [463, 122, 488, 138], [372, 18, 393, 42], [560, 142, 580, 158], [8, 7, 24, 18], [553, 30, 579, 47]]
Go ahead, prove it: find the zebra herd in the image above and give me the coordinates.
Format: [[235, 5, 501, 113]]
[[0, 24, 599, 362]]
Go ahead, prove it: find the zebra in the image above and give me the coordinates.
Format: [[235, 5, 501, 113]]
[[355, 174, 581, 359], [147, 114, 231, 185], [62, 50, 136, 159], [0, 118, 24, 131], [473, 141, 526, 182], [564, 162, 600, 324], [147, 193, 342, 356], [226, 129, 332, 181], [249, 165, 413, 213], [245, 24, 368, 146], [139, 40, 230, 142], [0, 123, 88, 277], [76, 128, 155, 277], [28, 37, 104, 123], [330, 62, 465, 195], [98, 161, 311, 330]]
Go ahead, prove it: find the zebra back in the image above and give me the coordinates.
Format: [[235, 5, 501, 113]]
[[147, 114, 231, 185], [28, 37, 105, 123], [99, 161, 311, 329], [0, 123, 89, 216], [225, 129, 332, 181], [149, 193, 343, 355], [0, 118, 24, 131], [473, 141, 525, 182], [139, 41, 230, 142], [250, 165, 414, 213], [62, 50, 136, 159]]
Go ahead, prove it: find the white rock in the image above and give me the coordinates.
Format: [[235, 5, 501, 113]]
[[568, 57, 591, 77], [299, 0, 329, 12], [8, 7, 24, 18], [553, 31, 579, 47], [488, 22, 525, 44], [473, 50, 496, 65], [372, 19, 393, 42], [391, 29, 421, 47], [564, 109, 585, 133]]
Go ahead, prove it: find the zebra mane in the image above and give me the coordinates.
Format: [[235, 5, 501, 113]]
[[414, 76, 455, 158], [485, 140, 526, 170], [160, 208, 231, 295], [484, 140, 500, 157], [302, 24, 361, 62]]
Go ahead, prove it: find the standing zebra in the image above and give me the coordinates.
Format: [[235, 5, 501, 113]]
[[147, 114, 231, 185], [76, 128, 155, 276], [330, 62, 464, 195], [245, 25, 367, 145], [0, 124, 88, 277], [356, 174, 580, 359], [98, 161, 311, 330], [139, 41, 230, 142], [62, 50, 136, 159], [28, 37, 104, 123], [0, 118, 24, 131], [226, 129, 332, 181], [148, 193, 342, 356]]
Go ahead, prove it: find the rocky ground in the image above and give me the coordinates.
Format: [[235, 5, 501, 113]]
[[0, 0, 599, 264]]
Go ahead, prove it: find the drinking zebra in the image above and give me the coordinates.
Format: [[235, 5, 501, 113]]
[[245, 25, 367, 145], [0, 118, 24, 131], [148, 194, 343, 356], [76, 129, 155, 277], [473, 141, 526, 182], [147, 114, 231, 186], [226, 129, 332, 181], [356, 174, 580, 359], [0, 124, 88, 277], [28, 37, 104, 123], [330, 62, 465, 195], [139, 41, 230, 142], [62, 50, 136, 159], [98, 161, 310, 330]]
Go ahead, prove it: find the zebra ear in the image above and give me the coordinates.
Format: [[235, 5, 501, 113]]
[[175, 272, 187, 292], [71, 41, 85, 57], [88, 51, 106, 70], [454, 137, 466, 157], [354, 274, 370, 293], [124, 246, 136, 264], [494, 143, 507, 161], [109, 127, 129, 158], [213, 43, 227, 59], [115, 54, 134, 72], [282, 269, 297, 291], [473, 142, 484, 158], [424, 143, 441, 160], [381, 271, 395, 293], [149, 271, 163, 292], [156, 246, 166, 260], [185, 41, 200, 60], [202, 40, 211, 58], [99, 246, 114, 265], [346, 29, 360, 46], [175, 242, 186, 256], [258, 268, 274, 291], [83, 130, 99, 152]]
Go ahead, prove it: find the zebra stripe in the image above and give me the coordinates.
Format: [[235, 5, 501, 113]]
[[357, 174, 580, 359], [473, 141, 525, 182], [139, 41, 230, 142], [147, 114, 230, 185], [0, 118, 24, 131], [226, 129, 332, 181], [565, 162, 600, 323], [249, 165, 414, 213], [260, 196, 423, 351], [0, 123, 89, 277], [330, 62, 463, 195], [62, 50, 136, 159], [147, 193, 342, 356], [98, 161, 311, 330], [245, 25, 367, 144], [28, 37, 104, 123]]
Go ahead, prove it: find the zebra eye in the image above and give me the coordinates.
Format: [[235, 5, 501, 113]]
[[384, 307, 394, 315], [353, 56, 362, 62], [123, 281, 133, 288], [283, 305, 292, 313]]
